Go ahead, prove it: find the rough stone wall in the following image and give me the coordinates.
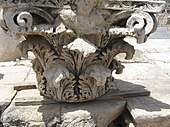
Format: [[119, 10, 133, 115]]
[[0, 9, 22, 62]]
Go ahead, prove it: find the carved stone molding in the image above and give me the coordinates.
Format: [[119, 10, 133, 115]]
[[0, 0, 166, 102]]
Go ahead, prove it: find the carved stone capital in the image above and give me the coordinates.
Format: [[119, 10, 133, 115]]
[[0, 0, 166, 102]]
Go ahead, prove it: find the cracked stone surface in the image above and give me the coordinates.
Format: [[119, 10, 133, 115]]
[[0, 85, 16, 119]]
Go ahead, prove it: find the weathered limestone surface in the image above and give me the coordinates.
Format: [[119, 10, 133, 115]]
[[0, 61, 34, 121], [1, 89, 126, 127], [114, 39, 170, 127], [0, 66, 31, 85], [0, 85, 16, 118]]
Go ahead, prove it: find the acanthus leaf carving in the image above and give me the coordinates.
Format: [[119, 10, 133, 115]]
[[0, 0, 166, 102]]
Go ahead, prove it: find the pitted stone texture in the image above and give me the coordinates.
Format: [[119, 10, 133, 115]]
[[61, 110, 96, 127], [1, 89, 126, 127], [61, 99, 126, 127], [1, 90, 61, 127], [1, 103, 61, 127], [127, 96, 170, 127]]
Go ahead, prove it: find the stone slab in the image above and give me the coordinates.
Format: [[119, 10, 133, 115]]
[[125, 38, 170, 53], [14, 72, 37, 91], [0, 66, 31, 85], [116, 79, 170, 127], [126, 96, 170, 127], [23, 72, 37, 85], [1, 89, 62, 127], [113, 63, 169, 80], [1, 89, 126, 127], [14, 89, 57, 106], [145, 52, 170, 63], [0, 85, 16, 117], [1, 102, 62, 127]]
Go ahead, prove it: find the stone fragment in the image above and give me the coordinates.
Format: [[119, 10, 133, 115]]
[[61, 110, 96, 127], [14, 71, 37, 91], [61, 99, 126, 127], [119, 79, 170, 127], [126, 96, 170, 127]]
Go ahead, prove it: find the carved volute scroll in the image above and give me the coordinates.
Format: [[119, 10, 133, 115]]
[[0, 0, 166, 102]]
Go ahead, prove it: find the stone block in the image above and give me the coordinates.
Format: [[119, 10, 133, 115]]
[[61, 99, 126, 127], [126, 96, 170, 127], [119, 79, 170, 127], [1, 89, 61, 127], [2, 103, 61, 127], [1, 89, 127, 127]]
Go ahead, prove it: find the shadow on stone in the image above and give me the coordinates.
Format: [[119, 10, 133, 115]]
[[37, 96, 126, 127], [114, 79, 170, 112], [36, 79, 170, 126], [0, 73, 4, 80]]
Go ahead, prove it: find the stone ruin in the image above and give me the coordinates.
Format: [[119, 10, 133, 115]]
[[0, 0, 166, 103]]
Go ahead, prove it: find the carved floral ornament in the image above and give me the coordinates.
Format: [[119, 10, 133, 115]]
[[0, 0, 166, 102]]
